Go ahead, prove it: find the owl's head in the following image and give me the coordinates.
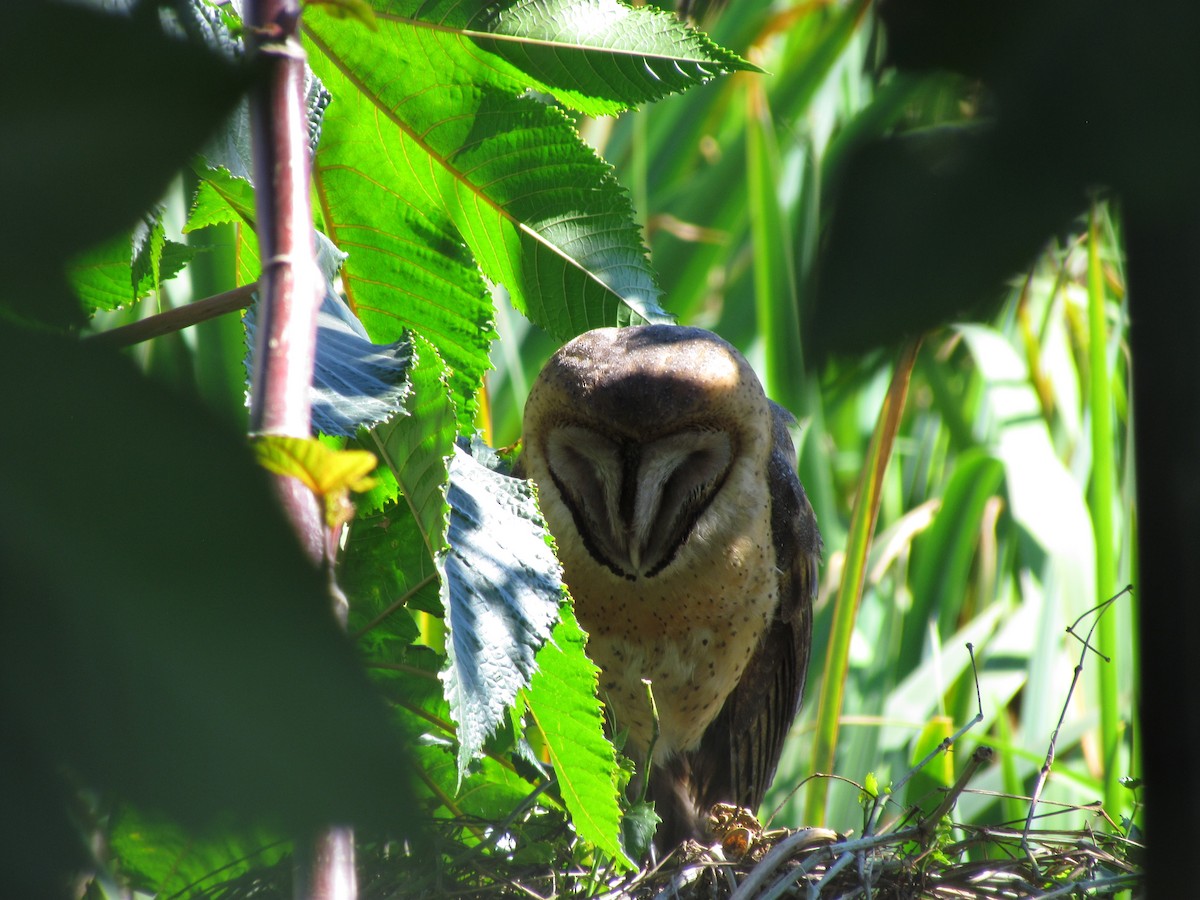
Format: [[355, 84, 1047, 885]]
[[521, 325, 774, 581]]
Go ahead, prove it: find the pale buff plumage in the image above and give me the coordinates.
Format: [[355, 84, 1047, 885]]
[[520, 325, 821, 849]]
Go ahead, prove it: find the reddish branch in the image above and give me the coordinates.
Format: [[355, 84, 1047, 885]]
[[245, 1, 356, 898], [245, 0, 326, 566]]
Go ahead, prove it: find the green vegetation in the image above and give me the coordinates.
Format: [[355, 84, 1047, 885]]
[[1, 0, 1142, 896]]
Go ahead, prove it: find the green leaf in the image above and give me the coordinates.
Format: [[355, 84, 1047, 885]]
[[304, 19, 495, 429], [131, 208, 168, 297], [620, 800, 660, 861], [67, 233, 138, 313], [67, 227, 195, 316], [746, 79, 805, 412], [958, 325, 1098, 744], [305, 4, 670, 364], [440, 442, 565, 777], [186, 166, 261, 287], [0, 2, 254, 326], [423, 744, 545, 823], [525, 600, 629, 866], [363, 335, 457, 544], [109, 810, 286, 897], [186, 167, 257, 231], [342, 505, 437, 648], [906, 449, 1005, 667], [0, 324, 419, 888], [379, 0, 756, 118], [310, 0, 380, 30]]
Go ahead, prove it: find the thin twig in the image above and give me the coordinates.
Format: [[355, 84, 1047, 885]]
[[866, 643, 985, 836], [728, 828, 895, 900], [916, 745, 995, 844], [1022, 586, 1131, 865], [351, 572, 439, 639], [84, 282, 257, 348]]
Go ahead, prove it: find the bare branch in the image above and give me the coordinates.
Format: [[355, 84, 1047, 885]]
[[84, 283, 257, 348]]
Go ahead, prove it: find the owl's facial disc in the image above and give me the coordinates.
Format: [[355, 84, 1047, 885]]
[[545, 425, 733, 579]]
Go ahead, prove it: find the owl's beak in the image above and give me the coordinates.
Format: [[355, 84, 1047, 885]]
[[625, 534, 643, 576]]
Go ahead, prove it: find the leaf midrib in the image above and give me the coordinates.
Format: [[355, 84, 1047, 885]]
[[304, 23, 630, 299]]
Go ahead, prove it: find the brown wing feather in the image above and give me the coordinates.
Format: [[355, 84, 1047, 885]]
[[664, 404, 819, 843]]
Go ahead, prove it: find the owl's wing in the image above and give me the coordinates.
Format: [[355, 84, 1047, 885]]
[[688, 403, 820, 820]]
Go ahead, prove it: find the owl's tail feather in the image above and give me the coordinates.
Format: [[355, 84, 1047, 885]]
[[648, 756, 706, 854]]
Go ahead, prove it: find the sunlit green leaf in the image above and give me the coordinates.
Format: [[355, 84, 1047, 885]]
[[305, 4, 670, 362], [525, 600, 628, 865], [376, 0, 755, 117]]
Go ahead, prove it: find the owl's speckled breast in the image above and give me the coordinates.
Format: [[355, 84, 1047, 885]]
[[562, 479, 779, 761]]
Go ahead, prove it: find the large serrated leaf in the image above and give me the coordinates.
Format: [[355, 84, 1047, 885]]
[[305, 53, 494, 429], [304, 4, 671, 355], [377, 0, 756, 117], [438, 442, 564, 778], [524, 601, 630, 866]]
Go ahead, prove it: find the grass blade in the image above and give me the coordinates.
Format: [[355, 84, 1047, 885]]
[[1087, 203, 1121, 813], [805, 338, 920, 826]]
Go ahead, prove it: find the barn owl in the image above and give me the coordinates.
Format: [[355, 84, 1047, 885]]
[[519, 325, 820, 849]]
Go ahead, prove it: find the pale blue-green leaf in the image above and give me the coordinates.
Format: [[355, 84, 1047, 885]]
[[245, 291, 413, 436], [439, 442, 564, 778], [311, 294, 413, 436]]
